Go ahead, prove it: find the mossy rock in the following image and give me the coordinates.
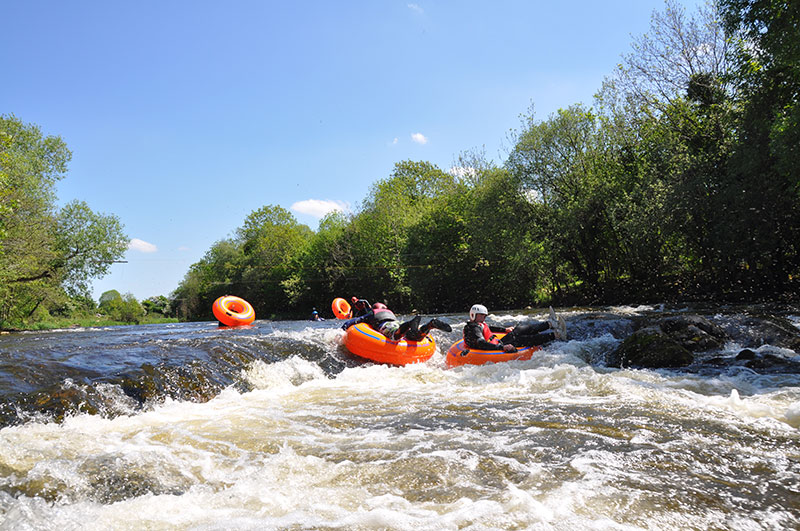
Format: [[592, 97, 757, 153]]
[[609, 327, 694, 368], [657, 315, 727, 351]]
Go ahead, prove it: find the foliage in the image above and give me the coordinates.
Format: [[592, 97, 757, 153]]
[[129, 1, 800, 321], [716, 0, 800, 285], [601, 0, 731, 112], [142, 295, 171, 316], [99, 289, 122, 307], [99, 292, 145, 323], [171, 206, 312, 320], [0, 115, 128, 329]]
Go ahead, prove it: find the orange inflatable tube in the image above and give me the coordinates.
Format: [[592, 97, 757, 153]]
[[212, 295, 255, 326], [331, 297, 351, 319], [344, 322, 435, 366], [445, 334, 540, 368]]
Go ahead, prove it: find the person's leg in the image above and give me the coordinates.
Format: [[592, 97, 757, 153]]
[[503, 330, 556, 347], [395, 315, 421, 340], [511, 321, 550, 336], [501, 323, 555, 347], [418, 318, 453, 335]]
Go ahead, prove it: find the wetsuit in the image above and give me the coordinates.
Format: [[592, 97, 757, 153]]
[[340, 299, 374, 329], [463, 320, 554, 350], [344, 311, 450, 341], [351, 299, 371, 317], [463, 321, 508, 350]]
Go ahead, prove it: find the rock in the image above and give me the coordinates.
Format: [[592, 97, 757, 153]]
[[745, 353, 800, 371], [608, 327, 694, 368], [721, 316, 800, 351], [656, 315, 727, 352], [735, 349, 757, 360]]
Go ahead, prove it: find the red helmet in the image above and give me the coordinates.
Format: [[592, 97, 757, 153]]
[[372, 302, 387, 310], [351, 296, 358, 303]]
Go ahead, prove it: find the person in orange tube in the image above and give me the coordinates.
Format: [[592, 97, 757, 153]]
[[463, 304, 566, 353], [349, 297, 372, 318]]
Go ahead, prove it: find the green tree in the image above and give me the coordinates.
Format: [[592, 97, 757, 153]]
[[236, 205, 312, 315], [98, 289, 123, 312], [282, 211, 351, 310], [507, 104, 621, 290], [717, 0, 800, 285], [0, 116, 127, 327], [171, 205, 311, 320], [170, 238, 243, 320], [349, 160, 458, 307], [102, 293, 145, 323], [603, 0, 731, 112], [142, 295, 171, 316]]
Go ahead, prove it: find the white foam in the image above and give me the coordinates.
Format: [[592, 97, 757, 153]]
[[1, 322, 799, 529]]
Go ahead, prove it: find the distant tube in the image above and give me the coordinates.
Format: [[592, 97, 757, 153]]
[[212, 295, 255, 326], [331, 297, 351, 320]]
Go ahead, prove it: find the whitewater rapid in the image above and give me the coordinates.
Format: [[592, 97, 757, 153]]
[[0, 307, 798, 530]]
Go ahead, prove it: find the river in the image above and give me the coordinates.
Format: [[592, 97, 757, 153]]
[[0, 305, 798, 530]]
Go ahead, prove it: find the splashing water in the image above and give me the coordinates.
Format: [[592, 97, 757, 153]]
[[0, 307, 798, 529]]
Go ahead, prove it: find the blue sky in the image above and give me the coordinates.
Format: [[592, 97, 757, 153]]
[[2, 0, 704, 302]]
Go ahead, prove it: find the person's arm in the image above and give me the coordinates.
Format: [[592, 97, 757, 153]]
[[341, 312, 369, 330], [463, 322, 504, 350]]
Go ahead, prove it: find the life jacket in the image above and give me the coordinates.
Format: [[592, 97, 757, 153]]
[[479, 322, 501, 345]]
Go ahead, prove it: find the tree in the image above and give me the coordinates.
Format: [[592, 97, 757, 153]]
[[716, 0, 800, 285], [282, 211, 352, 309], [350, 160, 458, 307], [601, 0, 731, 113], [171, 205, 312, 320], [0, 116, 127, 326], [55, 200, 127, 295], [235, 205, 312, 315], [99, 289, 122, 306], [101, 293, 145, 323], [142, 295, 171, 316], [507, 104, 621, 289]]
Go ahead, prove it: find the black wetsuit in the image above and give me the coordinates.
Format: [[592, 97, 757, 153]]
[[351, 299, 372, 317], [463, 320, 554, 350]]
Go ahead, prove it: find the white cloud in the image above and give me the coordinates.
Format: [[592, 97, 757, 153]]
[[177, 246, 190, 252], [392, 137, 399, 145], [407, 3, 423, 14], [291, 199, 349, 218], [129, 238, 157, 253], [411, 132, 428, 144]]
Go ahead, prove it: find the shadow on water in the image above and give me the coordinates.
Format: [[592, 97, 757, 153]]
[[0, 303, 797, 427]]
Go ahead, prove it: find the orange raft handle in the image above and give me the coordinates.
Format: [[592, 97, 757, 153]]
[[331, 297, 351, 320], [212, 295, 255, 326]]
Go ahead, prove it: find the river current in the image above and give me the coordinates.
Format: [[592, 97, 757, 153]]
[[0, 305, 798, 530]]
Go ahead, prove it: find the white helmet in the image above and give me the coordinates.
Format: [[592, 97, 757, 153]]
[[469, 304, 488, 321]]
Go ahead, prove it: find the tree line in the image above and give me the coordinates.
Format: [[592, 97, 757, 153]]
[[2, 1, 797, 327], [171, 0, 800, 320]]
